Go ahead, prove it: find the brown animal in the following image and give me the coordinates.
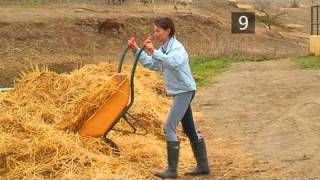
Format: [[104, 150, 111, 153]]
[[98, 20, 124, 34]]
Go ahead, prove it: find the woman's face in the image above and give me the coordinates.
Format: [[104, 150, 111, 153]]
[[153, 25, 170, 43]]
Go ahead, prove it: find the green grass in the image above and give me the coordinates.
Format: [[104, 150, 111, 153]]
[[190, 57, 233, 87], [235, 55, 280, 62], [190, 55, 319, 88], [0, 0, 46, 6], [293, 55, 320, 69], [256, 16, 286, 29]]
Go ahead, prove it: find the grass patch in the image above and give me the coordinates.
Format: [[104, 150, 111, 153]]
[[293, 55, 320, 69], [0, 0, 46, 6], [190, 57, 233, 87], [235, 55, 279, 62], [256, 16, 287, 29]]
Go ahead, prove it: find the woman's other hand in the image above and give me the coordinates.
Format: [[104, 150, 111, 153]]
[[128, 37, 138, 53], [144, 36, 155, 55]]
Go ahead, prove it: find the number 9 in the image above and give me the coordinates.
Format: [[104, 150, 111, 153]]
[[239, 16, 249, 30]]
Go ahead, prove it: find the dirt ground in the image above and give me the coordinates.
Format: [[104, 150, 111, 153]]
[[194, 59, 320, 179], [0, 1, 310, 87], [0, 1, 318, 179]]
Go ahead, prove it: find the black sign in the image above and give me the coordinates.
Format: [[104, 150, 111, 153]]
[[231, 12, 255, 34]]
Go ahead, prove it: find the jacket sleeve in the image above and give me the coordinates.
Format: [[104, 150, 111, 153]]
[[135, 48, 161, 71], [151, 46, 186, 71]]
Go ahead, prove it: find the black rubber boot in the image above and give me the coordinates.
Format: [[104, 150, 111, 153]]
[[155, 141, 180, 179], [185, 138, 210, 176]]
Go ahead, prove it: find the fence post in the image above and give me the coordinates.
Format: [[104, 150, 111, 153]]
[[317, 5, 319, 35], [311, 6, 314, 35]]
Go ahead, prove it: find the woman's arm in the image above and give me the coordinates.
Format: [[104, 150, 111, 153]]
[[152, 47, 186, 71], [143, 37, 186, 71], [135, 48, 161, 71], [128, 37, 161, 72]]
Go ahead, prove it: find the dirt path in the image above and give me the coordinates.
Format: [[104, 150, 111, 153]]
[[194, 59, 320, 179]]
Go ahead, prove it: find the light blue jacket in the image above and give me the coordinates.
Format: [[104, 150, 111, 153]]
[[135, 36, 196, 96]]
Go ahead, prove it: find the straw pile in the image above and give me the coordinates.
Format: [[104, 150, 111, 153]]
[[0, 62, 196, 179], [0, 62, 282, 180]]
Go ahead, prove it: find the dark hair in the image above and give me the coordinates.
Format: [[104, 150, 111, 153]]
[[154, 17, 176, 37]]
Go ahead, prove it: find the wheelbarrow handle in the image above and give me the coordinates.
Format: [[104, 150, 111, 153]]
[[127, 46, 145, 110], [117, 47, 129, 73], [102, 47, 147, 147], [103, 46, 145, 138], [117, 46, 145, 73]]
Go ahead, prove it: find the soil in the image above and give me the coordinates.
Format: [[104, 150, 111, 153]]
[[0, 1, 310, 86], [0, 1, 318, 179], [194, 59, 320, 179]]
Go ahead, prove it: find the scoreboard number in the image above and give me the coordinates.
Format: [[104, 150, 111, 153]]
[[232, 12, 255, 34]]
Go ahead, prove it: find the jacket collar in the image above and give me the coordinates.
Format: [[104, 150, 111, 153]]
[[161, 36, 175, 54]]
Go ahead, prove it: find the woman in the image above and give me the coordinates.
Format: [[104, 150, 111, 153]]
[[128, 17, 210, 179]]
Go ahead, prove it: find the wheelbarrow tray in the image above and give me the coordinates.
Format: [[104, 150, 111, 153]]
[[79, 73, 130, 137]]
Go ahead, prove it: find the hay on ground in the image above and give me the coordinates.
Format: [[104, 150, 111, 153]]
[[0, 62, 181, 179], [0, 62, 264, 179]]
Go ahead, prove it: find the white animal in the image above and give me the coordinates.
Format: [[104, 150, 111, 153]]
[[140, 0, 154, 6], [106, 0, 124, 4], [173, 0, 192, 14], [138, 0, 155, 12], [312, 0, 320, 5]]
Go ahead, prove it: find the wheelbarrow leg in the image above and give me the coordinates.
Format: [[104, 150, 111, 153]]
[[108, 115, 136, 134], [122, 114, 137, 133], [101, 136, 121, 155], [126, 112, 148, 135], [111, 113, 148, 135]]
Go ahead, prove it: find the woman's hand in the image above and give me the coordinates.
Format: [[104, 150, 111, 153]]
[[128, 37, 138, 53], [144, 36, 155, 55]]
